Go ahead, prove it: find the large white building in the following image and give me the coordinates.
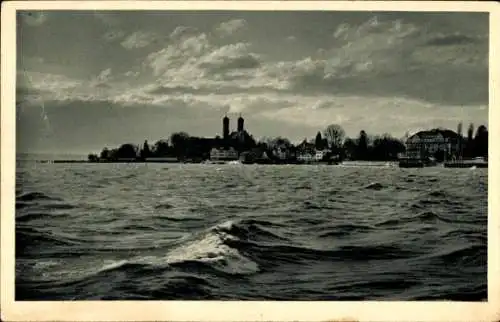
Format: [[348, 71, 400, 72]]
[[314, 149, 330, 161], [405, 129, 461, 160], [210, 147, 238, 161], [296, 149, 330, 163]]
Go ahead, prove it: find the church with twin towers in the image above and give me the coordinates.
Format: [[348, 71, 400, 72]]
[[222, 114, 245, 140], [207, 113, 255, 161]]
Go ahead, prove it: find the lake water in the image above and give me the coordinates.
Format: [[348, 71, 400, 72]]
[[15, 162, 487, 300]]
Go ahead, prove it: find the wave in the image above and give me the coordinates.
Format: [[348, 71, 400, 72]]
[[363, 182, 385, 190], [376, 211, 453, 227], [424, 244, 486, 267], [285, 216, 326, 226], [16, 226, 83, 255], [17, 192, 62, 202], [72, 219, 288, 277], [121, 223, 159, 231], [154, 202, 174, 209], [426, 190, 448, 198], [213, 218, 289, 243], [318, 223, 375, 238], [414, 211, 454, 223], [411, 283, 487, 301], [16, 212, 70, 222], [156, 214, 202, 222], [442, 229, 487, 244], [156, 220, 267, 275]]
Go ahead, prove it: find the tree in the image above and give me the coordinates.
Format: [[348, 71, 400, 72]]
[[457, 122, 463, 138], [152, 140, 170, 157], [457, 122, 463, 157], [403, 131, 410, 142], [266, 137, 292, 150], [100, 147, 110, 160], [171, 132, 190, 148], [117, 143, 139, 159], [140, 140, 151, 159], [343, 137, 357, 160], [315, 131, 324, 149], [323, 124, 345, 150], [474, 125, 488, 158], [88, 153, 98, 162], [108, 148, 119, 161], [466, 123, 475, 157], [355, 130, 369, 160], [467, 123, 474, 141], [170, 132, 190, 158]]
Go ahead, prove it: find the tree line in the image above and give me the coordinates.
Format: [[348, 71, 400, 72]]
[[457, 122, 488, 159], [88, 122, 487, 162]]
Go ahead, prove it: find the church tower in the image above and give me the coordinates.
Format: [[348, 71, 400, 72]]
[[237, 114, 244, 132], [223, 115, 230, 139]]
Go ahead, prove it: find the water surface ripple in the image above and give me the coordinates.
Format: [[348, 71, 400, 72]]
[[15, 163, 487, 300]]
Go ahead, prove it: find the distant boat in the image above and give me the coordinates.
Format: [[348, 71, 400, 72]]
[[227, 160, 242, 165]]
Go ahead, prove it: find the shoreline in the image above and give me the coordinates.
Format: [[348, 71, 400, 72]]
[[16, 159, 488, 168]]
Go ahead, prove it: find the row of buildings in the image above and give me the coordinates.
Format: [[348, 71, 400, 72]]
[[212, 116, 474, 163], [91, 113, 483, 164], [210, 115, 334, 163], [209, 145, 331, 163]]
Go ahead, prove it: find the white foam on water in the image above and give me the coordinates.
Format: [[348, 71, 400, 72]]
[[164, 230, 259, 275]]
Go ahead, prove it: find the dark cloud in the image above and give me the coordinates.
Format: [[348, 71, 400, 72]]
[[16, 86, 45, 98], [425, 33, 481, 46], [16, 99, 228, 153], [201, 53, 261, 73], [15, 10, 489, 153], [18, 11, 49, 26], [288, 65, 487, 106], [146, 84, 276, 96]]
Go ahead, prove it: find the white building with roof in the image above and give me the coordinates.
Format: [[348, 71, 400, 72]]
[[210, 147, 238, 161]]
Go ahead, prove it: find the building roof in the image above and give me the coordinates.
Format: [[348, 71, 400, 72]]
[[408, 128, 461, 141]]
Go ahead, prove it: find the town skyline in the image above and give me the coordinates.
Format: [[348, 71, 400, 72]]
[[16, 10, 488, 155]]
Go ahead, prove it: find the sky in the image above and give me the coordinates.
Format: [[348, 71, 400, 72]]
[[16, 10, 489, 155]]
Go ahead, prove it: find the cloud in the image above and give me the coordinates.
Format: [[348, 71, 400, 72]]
[[425, 33, 481, 46], [143, 32, 264, 92], [18, 15, 488, 123], [103, 30, 126, 42], [198, 43, 261, 72], [96, 68, 112, 82], [121, 31, 159, 49], [326, 16, 420, 77], [20, 11, 48, 26], [94, 12, 121, 27], [17, 71, 82, 94], [90, 68, 113, 88], [249, 16, 488, 105], [170, 26, 199, 40], [214, 19, 248, 37], [255, 94, 487, 138], [124, 71, 140, 78], [136, 16, 485, 107]]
